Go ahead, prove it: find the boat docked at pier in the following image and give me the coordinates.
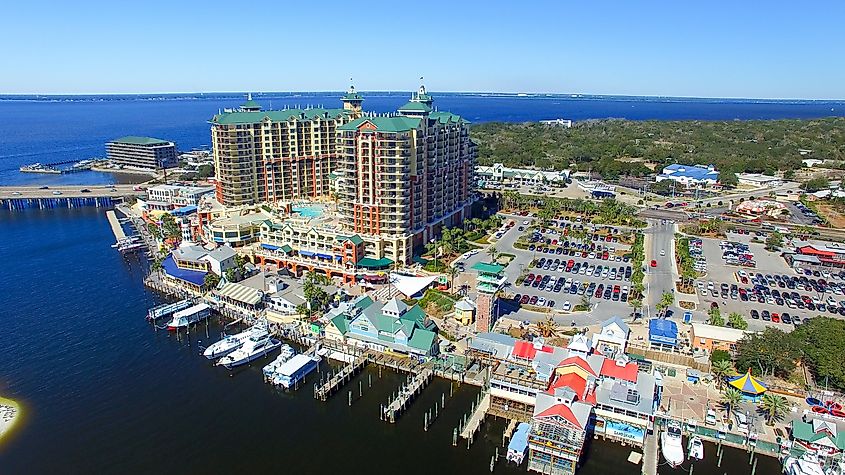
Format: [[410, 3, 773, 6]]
[[262, 345, 296, 378], [216, 332, 282, 369], [783, 453, 825, 475], [267, 353, 320, 389], [688, 436, 704, 460], [203, 324, 270, 360], [147, 299, 192, 321], [661, 420, 685, 468], [166, 303, 211, 330]]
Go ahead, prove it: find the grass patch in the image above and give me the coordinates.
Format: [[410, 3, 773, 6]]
[[418, 288, 459, 315]]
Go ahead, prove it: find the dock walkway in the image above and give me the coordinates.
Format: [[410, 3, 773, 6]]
[[642, 430, 659, 475], [460, 392, 490, 445], [314, 353, 369, 401], [383, 367, 433, 423], [106, 210, 127, 241]]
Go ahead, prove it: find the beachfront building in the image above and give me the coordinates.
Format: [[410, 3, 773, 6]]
[[476, 163, 570, 189], [794, 244, 845, 268], [106, 136, 177, 170], [648, 319, 678, 350], [146, 184, 215, 210], [473, 262, 506, 333], [656, 164, 719, 188], [210, 92, 360, 206], [454, 298, 476, 326], [690, 322, 747, 354], [324, 296, 439, 358]]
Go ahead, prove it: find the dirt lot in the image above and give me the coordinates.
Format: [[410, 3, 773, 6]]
[[815, 202, 845, 228]]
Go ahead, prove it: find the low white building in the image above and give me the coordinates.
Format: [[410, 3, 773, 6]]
[[476, 163, 569, 187], [737, 173, 784, 188], [147, 184, 215, 209]]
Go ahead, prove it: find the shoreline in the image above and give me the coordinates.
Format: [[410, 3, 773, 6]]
[[0, 396, 21, 442]]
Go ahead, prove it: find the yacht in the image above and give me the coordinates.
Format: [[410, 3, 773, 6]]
[[217, 332, 282, 369], [661, 420, 685, 468], [262, 345, 296, 379], [166, 303, 211, 330], [203, 325, 269, 360], [689, 436, 704, 460], [783, 453, 825, 475]]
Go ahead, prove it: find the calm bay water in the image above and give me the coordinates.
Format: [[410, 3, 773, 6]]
[[0, 208, 781, 474], [1, 92, 843, 186]]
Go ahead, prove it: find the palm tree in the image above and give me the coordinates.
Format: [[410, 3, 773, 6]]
[[445, 265, 460, 291], [759, 393, 789, 426], [486, 246, 500, 264], [721, 387, 743, 418], [711, 360, 735, 389]]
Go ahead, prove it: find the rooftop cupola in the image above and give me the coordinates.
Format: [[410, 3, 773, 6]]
[[398, 79, 434, 118], [341, 80, 364, 118], [240, 93, 262, 112]]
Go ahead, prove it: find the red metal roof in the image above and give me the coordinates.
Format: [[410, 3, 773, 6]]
[[556, 356, 597, 376], [600, 359, 639, 383], [536, 403, 584, 429], [512, 340, 552, 360]]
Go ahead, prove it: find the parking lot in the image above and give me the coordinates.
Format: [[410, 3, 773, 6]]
[[694, 235, 845, 331]]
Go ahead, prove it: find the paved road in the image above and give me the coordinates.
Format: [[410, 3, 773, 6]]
[[0, 184, 142, 199], [643, 219, 678, 318]]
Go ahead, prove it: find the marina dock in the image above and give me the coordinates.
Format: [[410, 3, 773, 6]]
[[106, 210, 127, 241], [382, 367, 433, 423], [642, 431, 659, 475], [459, 392, 490, 445], [314, 353, 369, 401]]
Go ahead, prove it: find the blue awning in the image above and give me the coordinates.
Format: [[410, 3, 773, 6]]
[[299, 250, 315, 257], [335, 255, 343, 261], [316, 253, 332, 260], [161, 255, 207, 286], [261, 243, 279, 251]]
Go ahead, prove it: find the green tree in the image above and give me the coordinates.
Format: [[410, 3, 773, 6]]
[[721, 387, 743, 418], [711, 359, 736, 389], [655, 291, 674, 314], [204, 273, 220, 289], [486, 246, 500, 264], [224, 267, 238, 283], [759, 393, 790, 426], [727, 312, 748, 330], [735, 327, 800, 377], [445, 265, 460, 291], [720, 172, 739, 188], [802, 177, 830, 192], [792, 317, 845, 391], [765, 231, 784, 251]]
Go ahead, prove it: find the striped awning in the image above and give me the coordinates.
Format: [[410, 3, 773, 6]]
[[217, 282, 262, 306]]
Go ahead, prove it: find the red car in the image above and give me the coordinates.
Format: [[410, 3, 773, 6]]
[[771, 313, 781, 323], [650, 260, 657, 267]]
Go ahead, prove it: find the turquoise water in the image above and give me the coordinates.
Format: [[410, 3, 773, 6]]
[[293, 205, 324, 218]]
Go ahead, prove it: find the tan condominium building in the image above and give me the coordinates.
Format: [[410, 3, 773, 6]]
[[106, 136, 177, 170], [335, 85, 477, 263], [210, 91, 363, 206]]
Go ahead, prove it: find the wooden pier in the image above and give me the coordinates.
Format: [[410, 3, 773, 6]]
[[106, 210, 127, 241], [641, 430, 659, 475], [314, 353, 369, 401], [382, 367, 433, 423], [459, 392, 490, 445]]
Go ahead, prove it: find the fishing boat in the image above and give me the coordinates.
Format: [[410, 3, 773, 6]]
[[262, 345, 296, 379], [661, 420, 685, 468], [216, 332, 281, 369], [783, 453, 825, 475], [688, 436, 704, 460], [166, 303, 211, 330], [203, 325, 269, 360]]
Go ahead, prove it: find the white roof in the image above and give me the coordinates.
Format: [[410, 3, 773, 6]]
[[383, 297, 408, 315], [217, 282, 263, 306], [389, 273, 438, 298], [691, 323, 747, 342], [455, 298, 475, 311]]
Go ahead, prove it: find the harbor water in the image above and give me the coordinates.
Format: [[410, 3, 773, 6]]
[[0, 208, 783, 474]]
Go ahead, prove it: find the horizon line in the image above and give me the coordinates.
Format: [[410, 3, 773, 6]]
[[2, 90, 845, 103]]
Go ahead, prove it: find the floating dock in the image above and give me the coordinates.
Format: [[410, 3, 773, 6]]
[[314, 353, 369, 401], [382, 367, 433, 423]]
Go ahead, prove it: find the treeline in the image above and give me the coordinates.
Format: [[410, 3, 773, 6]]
[[470, 118, 845, 178]]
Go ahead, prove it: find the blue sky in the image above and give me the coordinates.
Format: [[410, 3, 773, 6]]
[[2, 0, 844, 99]]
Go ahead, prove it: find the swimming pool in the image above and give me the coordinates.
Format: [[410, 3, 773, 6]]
[[293, 205, 324, 219]]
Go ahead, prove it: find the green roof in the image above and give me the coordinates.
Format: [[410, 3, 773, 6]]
[[337, 234, 364, 245], [430, 111, 467, 125], [280, 244, 293, 253], [398, 101, 432, 113], [241, 99, 261, 110], [331, 314, 349, 334], [408, 328, 437, 351], [471, 262, 505, 274], [110, 136, 170, 146], [791, 420, 845, 449], [211, 108, 348, 125], [357, 256, 394, 269], [337, 116, 421, 133]]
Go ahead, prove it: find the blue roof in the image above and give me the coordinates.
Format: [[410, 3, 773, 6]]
[[648, 319, 678, 346], [170, 205, 197, 217], [161, 255, 207, 286], [663, 164, 719, 181], [508, 422, 531, 453]]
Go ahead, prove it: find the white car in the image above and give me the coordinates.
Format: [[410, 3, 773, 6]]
[[537, 297, 547, 307], [660, 249, 666, 256], [562, 301, 572, 312], [697, 281, 705, 289], [522, 220, 529, 225]]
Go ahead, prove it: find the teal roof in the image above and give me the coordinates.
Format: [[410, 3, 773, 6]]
[[471, 262, 505, 274], [279, 244, 292, 253], [408, 329, 437, 351], [336, 234, 364, 245], [398, 101, 432, 113], [211, 108, 348, 125], [331, 314, 349, 334], [354, 295, 374, 309], [110, 136, 170, 146], [430, 111, 467, 125], [357, 257, 394, 269], [791, 420, 845, 449], [241, 99, 261, 110], [337, 116, 421, 133]]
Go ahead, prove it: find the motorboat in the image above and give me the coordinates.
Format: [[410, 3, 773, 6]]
[[783, 453, 825, 475], [661, 420, 685, 468], [689, 436, 704, 460], [262, 345, 297, 378], [217, 332, 282, 369], [203, 325, 269, 360], [166, 303, 211, 330]]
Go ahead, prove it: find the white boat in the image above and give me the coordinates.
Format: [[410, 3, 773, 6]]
[[270, 354, 320, 389], [203, 325, 269, 360], [217, 333, 282, 368], [166, 303, 211, 330], [783, 453, 825, 475], [661, 420, 685, 468], [689, 436, 704, 460], [262, 345, 296, 378]]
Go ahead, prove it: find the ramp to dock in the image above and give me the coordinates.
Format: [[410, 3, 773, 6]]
[[106, 210, 127, 241], [460, 392, 490, 442], [383, 367, 433, 423]]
